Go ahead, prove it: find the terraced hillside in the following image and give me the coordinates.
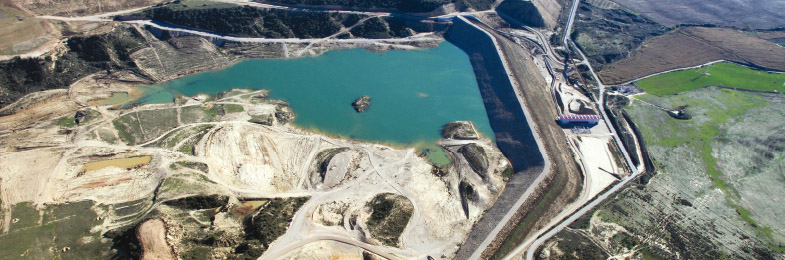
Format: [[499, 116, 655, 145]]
[[0, 73, 511, 259]]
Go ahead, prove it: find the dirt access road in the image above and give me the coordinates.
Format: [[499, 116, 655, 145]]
[[520, 0, 643, 258]]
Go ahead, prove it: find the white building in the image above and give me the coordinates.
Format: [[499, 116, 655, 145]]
[[558, 114, 600, 125]]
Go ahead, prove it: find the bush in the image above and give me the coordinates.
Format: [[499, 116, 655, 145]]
[[164, 194, 229, 209], [351, 17, 414, 38], [365, 193, 413, 246], [243, 197, 308, 247], [0, 27, 145, 109]]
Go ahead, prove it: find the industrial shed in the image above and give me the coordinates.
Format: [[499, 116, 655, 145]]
[[558, 114, 600, 125]]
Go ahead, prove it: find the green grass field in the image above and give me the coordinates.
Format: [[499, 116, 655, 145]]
[[636, 62, 785, 95], [56, 116, 77, 127], [0, 201, 107, 259], [223, 104, 245, 113]]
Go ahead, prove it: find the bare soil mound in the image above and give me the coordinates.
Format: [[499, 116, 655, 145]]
[[137, 218, 175, 260]]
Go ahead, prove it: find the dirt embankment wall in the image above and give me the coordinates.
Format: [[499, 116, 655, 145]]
[[497, 0, 563, 29], [447, 16, 585, 259], [447, 19, 544, 172], [136, 218, 175, 260], [497, 0, 547, 28], [531, 0, 563, 29], [446, 17, 545, 260]]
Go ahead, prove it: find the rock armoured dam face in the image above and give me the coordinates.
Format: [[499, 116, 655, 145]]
[[446, 19, 544, 173], [446, 18, 547, 259]]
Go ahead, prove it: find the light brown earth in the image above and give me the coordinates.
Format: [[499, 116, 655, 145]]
[[530, 0, 564, 29], [0, 3, 57, 56], [754, 31, 785, 41], [81, 155, 152, 173], [599, 27, 785, 84], [0, 90, 77, 132], [13, 0, 166, 17], [137, 218, 176, 260]]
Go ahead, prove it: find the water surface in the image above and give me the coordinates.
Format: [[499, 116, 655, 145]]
[[135, 42, 492, 147]]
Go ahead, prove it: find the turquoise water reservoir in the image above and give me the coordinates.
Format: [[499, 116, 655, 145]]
[[134, 42, 492, 147]]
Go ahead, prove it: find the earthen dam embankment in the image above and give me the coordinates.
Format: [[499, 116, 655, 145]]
[[446, 17, 546, 259]]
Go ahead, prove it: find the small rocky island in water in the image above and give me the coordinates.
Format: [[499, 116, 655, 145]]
[[442, 121, 479, 140], [352, 96, 371, 113]]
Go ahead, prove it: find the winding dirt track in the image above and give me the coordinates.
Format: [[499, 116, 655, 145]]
[[260, 149, 418, 260]]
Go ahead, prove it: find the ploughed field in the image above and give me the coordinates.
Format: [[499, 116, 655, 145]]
[[569, 1, 785, 86], [608, 0, 785, 29], [599, 27, 785, 85]]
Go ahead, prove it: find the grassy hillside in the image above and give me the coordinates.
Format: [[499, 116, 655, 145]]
[[0, 5, 50, 55], [0, 201, 108, 259], [542, 87, 785, 259], [627, 87, 784, 255]]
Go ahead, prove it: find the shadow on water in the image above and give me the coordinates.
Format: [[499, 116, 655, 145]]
[[446, 20, 545, 175], [445, 18, 549, 260]]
